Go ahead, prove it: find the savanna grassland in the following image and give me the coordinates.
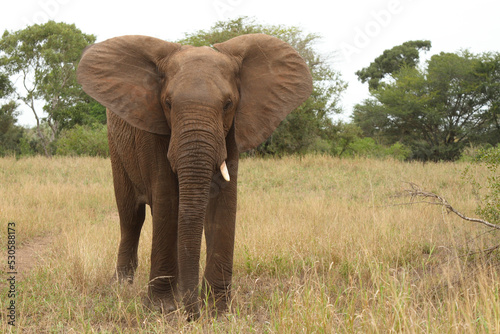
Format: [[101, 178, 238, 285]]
[[0, 155, 499, 333]]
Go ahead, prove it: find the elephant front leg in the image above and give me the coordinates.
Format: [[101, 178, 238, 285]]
[[202, 159, 238, 314], [146, 201, 180, 314]]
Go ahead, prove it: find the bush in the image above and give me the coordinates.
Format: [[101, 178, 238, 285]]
[[55, 124, 109, 157], [336, 137, 411, 160], [459, 144, 493, 162], [12, 127, 49, 157], [475, 145, 500, 224], [348, 137, 380, 157], [385, 142, 412, 161], [462, 145, 500, 225]]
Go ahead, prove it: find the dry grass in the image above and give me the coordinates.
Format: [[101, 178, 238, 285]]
[[0, 155, 499, 333]]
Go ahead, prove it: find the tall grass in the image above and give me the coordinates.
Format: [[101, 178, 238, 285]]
[[0, 155, 498, 333]]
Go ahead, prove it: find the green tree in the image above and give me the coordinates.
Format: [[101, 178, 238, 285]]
[[0, 71, 24, 155], [180, 17, 347, 155], [355, 40, 431, 91], [56, 98, 106, 131], [0, 72, 13, 96], [352, 98, 395, 144], [474, 52, 500, 144], [354, 50, 499, 161], [426, 52, 491, 146], [0, 100, 24, 156], [0, 21, 95, 156], [330, 122, 363, 157]]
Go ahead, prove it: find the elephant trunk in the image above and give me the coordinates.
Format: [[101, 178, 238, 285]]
[[168, 112, 227, 318], [176, 160, 212, 318]]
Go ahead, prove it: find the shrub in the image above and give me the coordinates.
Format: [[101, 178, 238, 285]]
[[475, 145, 500, 224], [459, 144, 493, 162], [348, 137, 380, 157], [385, 142, 412, 161], [55, 124, 109, 157]]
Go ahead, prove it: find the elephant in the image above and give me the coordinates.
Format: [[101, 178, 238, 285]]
[[77, 33, 312, 319]]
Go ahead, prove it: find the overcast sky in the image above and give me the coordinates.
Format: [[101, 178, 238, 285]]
[[2, 0, 500, 126]]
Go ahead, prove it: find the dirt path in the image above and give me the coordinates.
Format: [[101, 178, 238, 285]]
[[7, 235, 55, 281]]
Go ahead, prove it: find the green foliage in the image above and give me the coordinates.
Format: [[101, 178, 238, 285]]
[[385, 142, 412, 161], [473, 52, 500, 144], [0, 101, 24, 156], [180, 17, 347, 156], [337, 137, 411, 160], [57, 99, 107, 131], [346, 137, 379, 157], [474, 146, 500, 224], [178, 17, 261, 46], [256, 109, 327, 155], [354, 49, 500, 161], [330, 122, 363, 157], [55, 124, 109, 157], [0, 21, 96, 156], [16, 124, 56, 156], [0, 72, 13, 97], [459, 144, 488, 162], [355, 40, 431, 91], [0, 69, 24, 156], [17, 133, 38, 156]]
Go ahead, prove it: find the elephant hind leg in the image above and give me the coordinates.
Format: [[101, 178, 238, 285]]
[[108, 120, 147, 284], [116, 201, 146, 283]]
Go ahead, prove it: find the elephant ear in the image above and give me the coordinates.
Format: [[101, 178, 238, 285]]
[[77, 35, 181, 135], [214, 34, 313, 152]]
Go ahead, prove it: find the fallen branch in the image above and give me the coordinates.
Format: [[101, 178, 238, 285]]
[[394, 182, 500, 231]]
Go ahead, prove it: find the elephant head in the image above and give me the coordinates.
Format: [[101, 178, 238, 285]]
[[77, 34, 312, 316]]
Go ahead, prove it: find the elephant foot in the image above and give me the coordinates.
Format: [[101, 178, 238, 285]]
[[177, 289, 202, 321], [185, 305, 201, 322], [114, 267, 135, 284], [201, 283, 231, 316], [201, 295, 230, 318], [144, 295, 201, 322], [144, 292, 179, 315]]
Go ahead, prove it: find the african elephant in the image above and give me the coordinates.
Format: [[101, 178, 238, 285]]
[[77, 33, 312, 318]]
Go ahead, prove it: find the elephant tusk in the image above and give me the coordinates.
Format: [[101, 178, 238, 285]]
[[220, 161, 230, 182]]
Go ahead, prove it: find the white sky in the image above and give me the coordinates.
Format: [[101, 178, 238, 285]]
[[2, 0, 500, 126]]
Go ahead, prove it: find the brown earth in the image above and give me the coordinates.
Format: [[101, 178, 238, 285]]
[[4, 235, 55, 282]]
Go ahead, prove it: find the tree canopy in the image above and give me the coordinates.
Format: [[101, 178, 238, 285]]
[[0, 21, 98, 156], [354, 48, 500, 161], [0, 71, 22, 155], [0, 72, 13, 97], [355, 40, 431, 91]]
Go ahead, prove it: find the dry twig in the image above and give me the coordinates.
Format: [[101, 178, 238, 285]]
[[394, 182, 500, 231]]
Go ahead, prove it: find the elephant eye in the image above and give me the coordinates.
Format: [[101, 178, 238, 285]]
[[223, 99, 233, 112], [165, 98, 172, 110]]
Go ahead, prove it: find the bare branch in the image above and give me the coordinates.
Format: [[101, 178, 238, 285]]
[[393, 182, 500, 231]]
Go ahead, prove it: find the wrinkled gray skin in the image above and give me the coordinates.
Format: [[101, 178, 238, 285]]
[[77, 33, 312, 319]]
